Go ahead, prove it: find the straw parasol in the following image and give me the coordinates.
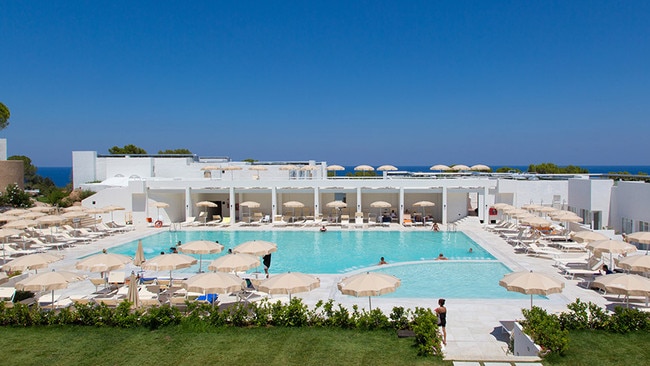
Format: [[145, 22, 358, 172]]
[[338, 272, 401, 309], [520, 216, 552, 229], [126, 272, 140, 308], [370, 201, 391, 218], [283, 201, 305, 218], [279, 164, 299, 171], [499, 270, 565, 308], [134, 240, 146, 266], [239, 201, 261, 222], [75, 252, 132, 273], [4, 219, 37, 229], [182, 272, 244, 295], [0, 214, 21, 222], [593, 273, 650, 307], [586, 240, 637, 256], [618, 255, 650, 273], [196, 201, 218, 221], [4, 208, 29, 216], [354, 165, 374, 172], [200, 165, 221, 171], [470, 164, 491, 172], [430, 165, 451, 171], [413, 201, 435, 221], [451, 164, 470, 171], [3, 253, 63, 273], [0, 228, 22, 261], [20, 211, 47, 219], [233, 240, 277, 257], [179, 240, 224, 273], [208, 253, 260, 273], [571, 231, 609, 244], [492, 203, 513, 210], [63, 206, 87, 212], [15, 270, 85, 309], [627, 232, 650, 250], [377, 165, 398, 171], [141, 254, 197, 286], [258, 272, 320, 301]]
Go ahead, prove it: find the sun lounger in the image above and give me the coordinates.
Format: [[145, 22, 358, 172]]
[[107, 271, 126, 288], [402, 214, 413, 227], [0, 287, 16, 308], [525, 242, 564, 258]]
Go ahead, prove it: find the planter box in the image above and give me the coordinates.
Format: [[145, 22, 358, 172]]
[[513, 322, 542, 357]]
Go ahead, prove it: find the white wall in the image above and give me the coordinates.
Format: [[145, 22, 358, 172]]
[[611, 181, 650, 233]]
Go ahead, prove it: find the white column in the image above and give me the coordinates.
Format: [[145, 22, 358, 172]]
[[356, 187, 362, 213], [313, 186, 320, 217], [184, 187, 191, 219], [399, 187, 405, 224], [229, 187, 236, 224], [271, 186, 278, 221], [442, 186, 448, 225]]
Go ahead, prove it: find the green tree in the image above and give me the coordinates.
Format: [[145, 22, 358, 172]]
[[8, 155, 38, 187], [528, 163, 588, 174], [0, 183, 33, 208], [0, 102, 9, 130], [243, 158, 258, 163], [158, 148, 192, 154], [496, 167, 521, 173], [108, 144, 147, 154]]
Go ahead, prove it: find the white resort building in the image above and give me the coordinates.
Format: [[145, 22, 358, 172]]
[[72, 151, 650, 236]]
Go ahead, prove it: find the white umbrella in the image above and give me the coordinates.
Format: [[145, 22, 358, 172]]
[[4, 219, 37, 229], [370, 201, 391, 219], [258, 272, 320, 301], [499, 270, 565, 308], [127, 272, 140, 309], [571, 231, 609, 244], [279, 164, 299, 171], [0, 228, 22, 262], [196, 201, 218, 221], [283, 201, 305, 219], [618, 255, 650, 273], [3, 253, 63, 273], [103, 205, 125, 223], [179, 240, 224, 273], [593, 273, 650, 307], [141, 254, 197, 286], [233, 240, 278, 257], [183, 272, 244, 295], [627, 232, 650, 250], [338, 272, 401, 309], [354, 165, 375, 176], [152, 202, 169, 221], [20, 211, 46, 219], [413, 201, 435, 222], [4, 208, 29, 216], [430, 165, 451, 171], [326, 200, 347, 222], [326, 165, 345, 171], [451, 165, 470, 171], [15, 270, 85, 309], [208, 253, 260, 273], [134, 240, 146, 266], [63, 206, 87, 212], [587, 240, 638, 268], [239, 201, 261, 222], [470, 164, 491, 171], [75, 252, 133, 273]]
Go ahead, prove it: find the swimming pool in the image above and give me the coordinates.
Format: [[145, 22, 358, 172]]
[[106, 231, 531, 299]]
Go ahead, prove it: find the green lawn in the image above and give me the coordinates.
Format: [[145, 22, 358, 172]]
[[544, 330, 650, 366], [0, 326, 646, 366], [0, 326, 448, 366]]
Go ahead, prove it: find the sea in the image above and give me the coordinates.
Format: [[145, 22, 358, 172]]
[[36, 165, 650, 188]]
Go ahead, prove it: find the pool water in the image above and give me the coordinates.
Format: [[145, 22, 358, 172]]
[[107, 231, 532, 299]]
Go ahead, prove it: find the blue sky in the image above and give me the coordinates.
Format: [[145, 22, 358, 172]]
[[1, 1, 649, 167]]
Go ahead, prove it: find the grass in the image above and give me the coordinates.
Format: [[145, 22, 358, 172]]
[[544, 330, 650, 366], [0, 326, 448, 366], [0, 326, 647, 365]]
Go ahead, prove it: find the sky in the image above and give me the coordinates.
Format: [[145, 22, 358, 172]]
[[1, 1, 649, 167]]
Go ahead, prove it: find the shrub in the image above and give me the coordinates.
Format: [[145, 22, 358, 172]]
[[411, 307, 443, 356], [356, 308, 391, 330], [609, 306, 650, 333], [521, 306, 569, 356], [389, 306, 411, 330], [140, 304, 181, 330]]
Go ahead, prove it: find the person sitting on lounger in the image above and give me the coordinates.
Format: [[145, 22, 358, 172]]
[[600, 264, 613, 275]]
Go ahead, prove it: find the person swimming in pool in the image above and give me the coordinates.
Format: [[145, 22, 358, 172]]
[[378, 257, 388, 265], [436, 253, 448, 260]]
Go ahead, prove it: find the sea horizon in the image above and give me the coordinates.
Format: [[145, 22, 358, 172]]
[[36, 165, 650, 188]]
